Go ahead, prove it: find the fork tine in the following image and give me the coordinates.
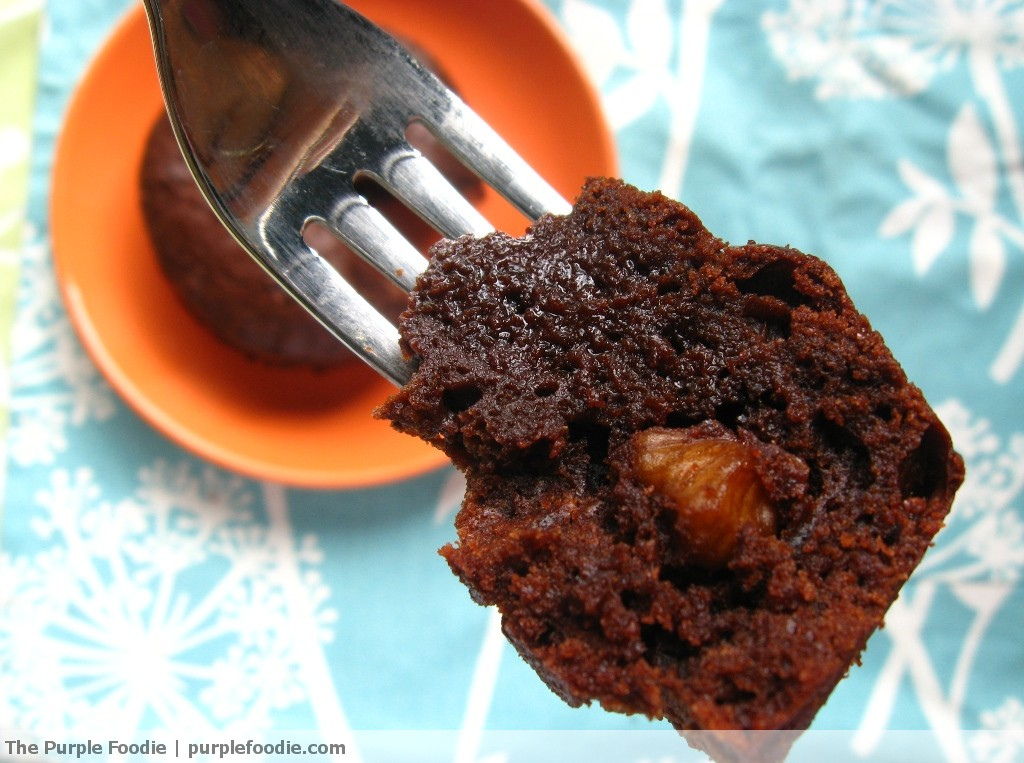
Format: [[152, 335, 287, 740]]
[[261, 230, 413, 385], [429, 99, 573, 220], [327, 195, 429, 292], [144, 0, 575, 387], [380, 150, 494, 239]]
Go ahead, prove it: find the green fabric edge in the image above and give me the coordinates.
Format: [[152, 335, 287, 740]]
[[0, 0, 44, 522]]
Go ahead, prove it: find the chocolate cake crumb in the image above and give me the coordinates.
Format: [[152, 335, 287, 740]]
[[378, 177, 963, 762]]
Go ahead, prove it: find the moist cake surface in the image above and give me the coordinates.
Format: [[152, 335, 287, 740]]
[[378, 177, 963, 762]]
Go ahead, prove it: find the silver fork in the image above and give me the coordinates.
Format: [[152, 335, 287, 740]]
[[142, 0, 571, 385]]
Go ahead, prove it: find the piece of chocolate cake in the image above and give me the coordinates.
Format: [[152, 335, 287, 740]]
[[378, 177, 963, 762]]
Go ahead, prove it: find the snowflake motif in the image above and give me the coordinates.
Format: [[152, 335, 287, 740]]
[[764, 1, 1024, 383], [763, 0, 1024, 99], [970, 697, 1024, 763], [7, 227, 117, 465], [920, 400, 1024, 583], [0, 460, 336, 734], [854, 399, 1023, 759]]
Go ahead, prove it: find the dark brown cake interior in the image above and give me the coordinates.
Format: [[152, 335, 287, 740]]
[[378, 178, 963, 762]]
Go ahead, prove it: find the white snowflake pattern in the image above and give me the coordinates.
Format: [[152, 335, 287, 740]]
[[854, 399, 1023, 760], [7, 227, 117, 465], [764, 1, 1024, 384], [0, 460, 337, 736], [918, 400, 1024, 584], [970, 697, 1024, 763], [763, 0, 1024, 99]]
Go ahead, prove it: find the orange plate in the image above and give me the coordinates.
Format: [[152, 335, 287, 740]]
[[51, 0, 617, 489]]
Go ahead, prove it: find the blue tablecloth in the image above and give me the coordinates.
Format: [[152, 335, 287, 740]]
[[2, 1, 1022, 761]]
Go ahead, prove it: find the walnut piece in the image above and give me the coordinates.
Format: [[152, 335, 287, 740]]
[[633, 428, 777, 568]]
